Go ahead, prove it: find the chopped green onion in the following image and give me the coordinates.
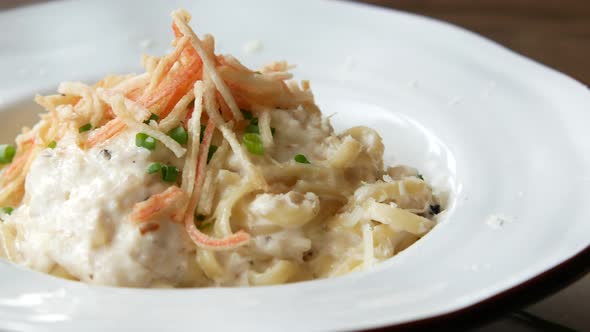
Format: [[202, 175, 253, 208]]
[[249, 118, 259, 126], [161, 165, 179, 183], [242, 110, 253, 120], [144, 113, 159, 124], [198, 221, 213, 231], [47, 141, 57, 149], [200, 125, 206, 143], [147, 163, 163, 174], [79, 123, 92, 133], [294, 154, 310, 164], [0, 144, 16, 164], [245, 124, 276, 136], [207, 145, 218, 164], [196, 215, 212, 230], [416, 174, 424, 180], [254, 71, 262, 75], [245, 124, 260, 134], [1, 207, 14, 215], [242, 133, 264, 155], [136, 133, 157, 151], [168, 126, 188, 145]]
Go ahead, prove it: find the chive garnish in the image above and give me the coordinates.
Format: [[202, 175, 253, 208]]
[[161, 165, 179, 183], [79, 123, 92, 133], [136, 133, 157, 151], [243, 133, 264, 155], [294, 154, 310, 164], [168, 126, 188, 145], [0, 145, 16, 164]]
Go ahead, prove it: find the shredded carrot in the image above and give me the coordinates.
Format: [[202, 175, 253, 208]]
[[183, 119, 250, 250], [134, 24, 203, 118], [125, 87, 144, 102], [138, 57, 203, 117], [130, 186, 187, 223], [186, 226, 250, 250], [139, 223, 160, 235], [86, 118, 126, 148], [183, 106, 195, 127], [160, 65, 203, 118]]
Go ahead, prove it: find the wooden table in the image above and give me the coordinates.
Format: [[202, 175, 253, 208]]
[[353, 1, 590, 331], [356, 0, 590, 85]]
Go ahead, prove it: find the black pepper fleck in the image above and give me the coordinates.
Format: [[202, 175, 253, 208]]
[[99, 149, 112, 160], [429, 204, 441, 215]]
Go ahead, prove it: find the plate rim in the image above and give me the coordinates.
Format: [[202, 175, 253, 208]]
[[365, 244, 590, 331], [344, 1, 590, 330], [0, 1, 589, 331]]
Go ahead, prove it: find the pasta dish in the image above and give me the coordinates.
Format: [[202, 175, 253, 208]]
[[0, 9, 444, 287]]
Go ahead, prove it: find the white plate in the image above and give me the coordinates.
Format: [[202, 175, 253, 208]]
[[1, 0, 589, 331]]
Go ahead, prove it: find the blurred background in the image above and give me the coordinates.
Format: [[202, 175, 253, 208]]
[[354, 0, 590, 85]]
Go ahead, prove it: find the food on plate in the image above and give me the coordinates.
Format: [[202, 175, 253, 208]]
[[0, 9, 444, 287]]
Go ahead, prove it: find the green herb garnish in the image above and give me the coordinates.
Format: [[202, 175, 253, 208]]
[[136, 133, 157, 151], [161, 165, 179, 183], [78, 123, 92, 133], [208, 145, 218, 164], [47, 141, 57, 149], [147, 163, 163, 174], [200, 125, 206, 143], [144, 113, 159, 124], [242, 110, 253, 120], [243, 133, 264, 155], [294, 154, 310, 164], [168, 126, 188, 145], [0, 144, 16, 164], [1, 207, 14, 215], [245, 123, 260, 134]]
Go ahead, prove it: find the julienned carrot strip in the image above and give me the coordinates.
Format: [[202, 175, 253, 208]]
[[138, 56, 203, 117], [172, 23, 183, 39], [185, 226, 250, 250], [159, 65, 203, 118], [86, 118, 126, 147], [183, 106, 195, 127], [130, 186, 187, 223], [125, 87, 144, 102], [183, 119, 250, 250]]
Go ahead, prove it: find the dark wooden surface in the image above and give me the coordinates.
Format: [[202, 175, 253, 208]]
[[354, 0, 590, 85]]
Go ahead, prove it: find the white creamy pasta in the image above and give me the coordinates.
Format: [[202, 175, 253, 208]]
[[0, 9, 444, 288]]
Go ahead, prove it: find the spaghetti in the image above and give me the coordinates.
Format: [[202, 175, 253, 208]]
[[0, 9, 444, 288]]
